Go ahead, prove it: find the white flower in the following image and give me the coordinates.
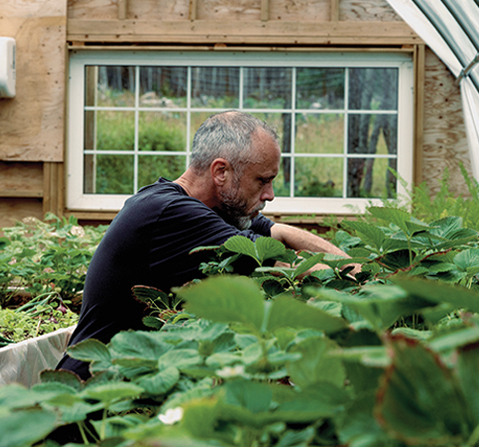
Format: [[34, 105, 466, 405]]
[[158, 407, 184, 425], [70, 225, 85, 237], [216, 364, 245, 378]]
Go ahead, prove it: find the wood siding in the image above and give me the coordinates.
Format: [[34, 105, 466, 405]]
[[0, 0, 471, 228]]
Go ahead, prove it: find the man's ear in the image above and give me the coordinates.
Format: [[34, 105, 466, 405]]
[[211, 158, 231, 186]]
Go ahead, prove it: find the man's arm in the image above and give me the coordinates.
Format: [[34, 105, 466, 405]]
[[270, 223, 361, 276]]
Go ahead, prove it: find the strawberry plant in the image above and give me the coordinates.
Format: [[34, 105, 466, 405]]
[[1, 206, 479, 446]]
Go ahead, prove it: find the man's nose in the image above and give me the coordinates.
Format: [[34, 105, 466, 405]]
[[261, 183, 275, 202]]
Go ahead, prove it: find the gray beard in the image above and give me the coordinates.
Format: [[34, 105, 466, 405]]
[[218, 190, 253, 231]]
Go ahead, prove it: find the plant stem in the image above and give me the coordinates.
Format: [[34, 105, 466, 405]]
[[467, 423, 479, 446], [100, 407, 108, 439], [77, 422, 91, 445]]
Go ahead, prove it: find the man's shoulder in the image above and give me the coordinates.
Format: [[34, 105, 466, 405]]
[[122, 178, 207, 217]]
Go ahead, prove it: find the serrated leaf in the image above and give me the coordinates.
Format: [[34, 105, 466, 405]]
[[224, 236, 258, 261], [341, 220, 386, 251], [454, 248, 479, 272], [255, 237, 286, 263], [267, 295, 347, 334], [0, 409, 57, 447], [158, 349, 202, 371], [82, 381, 144, 403], [392, 275, 479, 313], [367, 207, 410, 233], [287, 337, 346, 389], [136, 366, 180, 395], [293, 253, 327, 278], [68, 338, 112, 371], [375, 335, 469, 443], [177, 276, 265, 333]]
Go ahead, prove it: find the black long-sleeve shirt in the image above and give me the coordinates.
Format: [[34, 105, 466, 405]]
[[57, 178, 274, 379]]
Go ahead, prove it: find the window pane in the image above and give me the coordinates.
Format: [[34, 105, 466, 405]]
[[348, 68, 398, 110], [347, 157, 397, 198], [295, 157, 343, 197], [295, 113, 343, 154], [273, 157, 291, 197], [86, 66, 136, 107], [139, 66, 187, 108], [191, 67, 240, 108], [138, 155, 186, 186], [84, 110, 135, 151], [138, 112, 186, 152], [347, 113, 397, 155], [296, 68, 345, 109], [87, 154, 134, 194], [243, 67, 292, 109]]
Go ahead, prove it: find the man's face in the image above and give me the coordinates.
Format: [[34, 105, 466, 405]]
[[219, 131, 280, 230]]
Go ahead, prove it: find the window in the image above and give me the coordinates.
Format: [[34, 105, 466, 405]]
[[67, 51, 414, 214]]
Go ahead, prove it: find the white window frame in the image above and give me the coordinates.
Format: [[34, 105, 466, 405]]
[[67, 50, 414, 214]]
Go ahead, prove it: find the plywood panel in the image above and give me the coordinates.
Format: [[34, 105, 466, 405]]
[[0, 162, 43, 197], [197, 0, 260, 20], [68, 0, 117, 20], [269, 0, 330, 22], [339, 0, 402, 21], [68, 0, 191, 21], [0, 199, 43, 231], [0, 0, 67, 162], [129, 0, 190, 20], [422, 48, 471, 197]]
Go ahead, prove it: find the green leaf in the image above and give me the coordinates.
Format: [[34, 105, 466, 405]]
[[110, 331, 172, 361], [457, 343, 479, 425], [82, 381, 144, 404], [293, 253, 326, 278], [392, 275, 479, 313], [454, 248, 479, 272], [255, 237, 286, 263], [267, 295, 347, 334], [177, 276, 265, 333], [375, 335, 470, 443], [158, 349, 202, 371], [222, 379, 272, 413], [0, 384, 40, 410], [367, 207, 411, 234], [0, 409, 57, 447], [287, 337, 346, 389], [68, 338, 112, 372], [341, 220, 386, 251], [136, 366, 180, 395], [309, 285, 430, 331], [224, 236, 258, 261]]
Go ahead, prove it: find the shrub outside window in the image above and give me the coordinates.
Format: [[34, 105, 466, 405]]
[[67, 51, 414, 214]]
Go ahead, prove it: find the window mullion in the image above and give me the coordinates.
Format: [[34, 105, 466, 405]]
[[133, 65, 140, 193], [290, 67, 296, 198], [343, 67, 350, 199]]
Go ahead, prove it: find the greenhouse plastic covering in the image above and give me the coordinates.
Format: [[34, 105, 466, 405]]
[[386, 0, 479, 180], [0, 326, 76, 387]]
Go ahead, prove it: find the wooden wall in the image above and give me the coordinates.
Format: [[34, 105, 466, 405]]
[[422, 48, 472, 196], [0, 0, 471, 229]]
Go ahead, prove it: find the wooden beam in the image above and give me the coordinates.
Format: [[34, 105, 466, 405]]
[[261, 0, 269, 22], [189, 0, 197, 21], [0, 190, 43, 198], [67, 20, 423, 45], [413, 44, 426, 185], [118, 0, 128, 20], [43, 162, 64, 218], [330, 0, 339, 22]]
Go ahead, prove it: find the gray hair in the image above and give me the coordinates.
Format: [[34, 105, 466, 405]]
[[189, 111, 278, 175]]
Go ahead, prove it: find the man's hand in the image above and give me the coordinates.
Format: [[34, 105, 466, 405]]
[[270, 223, 361, 277]]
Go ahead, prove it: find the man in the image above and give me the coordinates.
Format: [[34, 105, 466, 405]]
[[57, 111, 355, 380]]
